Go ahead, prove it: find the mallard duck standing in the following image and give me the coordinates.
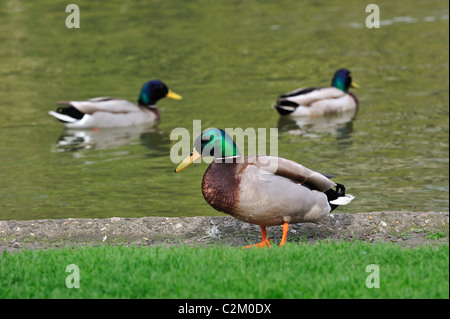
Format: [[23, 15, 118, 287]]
[[49, 80, 182, 128], [175, 128, 355, 248], [274, 69, 359, 117]]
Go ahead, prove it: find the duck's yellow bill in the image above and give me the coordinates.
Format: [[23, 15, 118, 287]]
[[351, 81, 360, 89], [166, 90, 183, 100], [175, 148, 201, 173]]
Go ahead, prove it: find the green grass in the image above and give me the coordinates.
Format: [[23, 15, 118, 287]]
[[0, 242, 448, 299], [426, 231, 448, 240]]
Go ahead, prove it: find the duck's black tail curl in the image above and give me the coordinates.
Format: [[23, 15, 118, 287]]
[[325, 183, 354, 211], [54, 104, 85, 122], [273, 100, 298, 116]]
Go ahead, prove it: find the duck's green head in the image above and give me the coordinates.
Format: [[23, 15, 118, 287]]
[[331, 69, 360, 92], [175, 128, 241, 173], [137, 80, 182, 106]]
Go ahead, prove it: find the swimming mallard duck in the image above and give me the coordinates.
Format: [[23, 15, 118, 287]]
[[274, 69, 359, 117], [175, 128, 355, 248], [49, 80, 182, 128]]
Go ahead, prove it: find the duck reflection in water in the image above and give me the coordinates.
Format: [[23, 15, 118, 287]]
[[276, 109, 356, 141], [53, 123, 169, 154]]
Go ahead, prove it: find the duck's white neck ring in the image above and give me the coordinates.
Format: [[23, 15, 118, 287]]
[[213, 155, 244, 163]]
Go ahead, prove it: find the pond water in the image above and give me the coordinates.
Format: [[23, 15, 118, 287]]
[[0, 0, 448, 220]]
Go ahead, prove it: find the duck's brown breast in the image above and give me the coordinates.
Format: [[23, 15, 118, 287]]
[[143, 106, 161, 121], [201, 160, 244, 215], [348, 91, 359, 107]]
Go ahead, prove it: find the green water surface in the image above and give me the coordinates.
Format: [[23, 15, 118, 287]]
[[0, 0, 448, 220]]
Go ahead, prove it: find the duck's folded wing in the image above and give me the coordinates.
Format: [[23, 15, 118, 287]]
[[278, 87, 345, 106], [57, 98, 140, 114], [250, 155, 337, 192]]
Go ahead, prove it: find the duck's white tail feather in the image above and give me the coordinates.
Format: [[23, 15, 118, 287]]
[[48, 111, 78, 123], [329, 194, 355, 205]]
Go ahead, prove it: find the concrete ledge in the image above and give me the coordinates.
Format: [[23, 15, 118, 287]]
[[0, 211, 448, 252]]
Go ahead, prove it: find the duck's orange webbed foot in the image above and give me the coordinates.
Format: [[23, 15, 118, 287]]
[[243, 225, 271, 249], [243, 238, 271, 249]]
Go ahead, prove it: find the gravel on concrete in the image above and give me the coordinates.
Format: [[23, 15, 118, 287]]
[[0, 211, 448, 253]]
